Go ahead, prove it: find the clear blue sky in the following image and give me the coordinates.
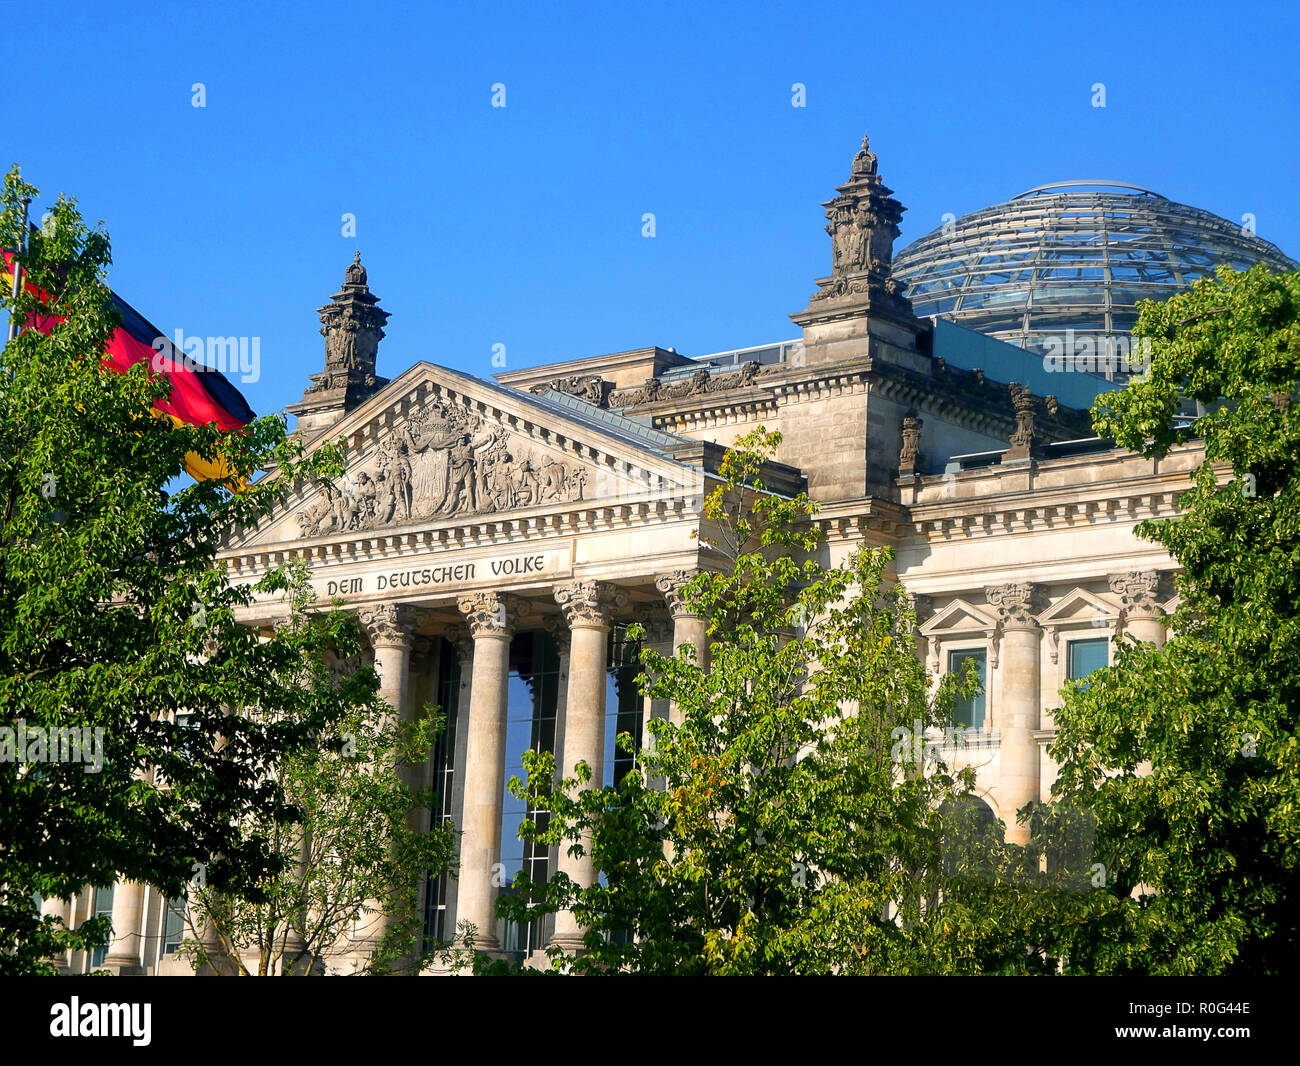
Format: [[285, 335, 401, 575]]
[[6, 0, 1297, 422]]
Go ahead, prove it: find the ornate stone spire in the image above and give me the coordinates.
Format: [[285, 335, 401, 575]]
[[287, 253, 391, 439], [804, 134, 912, 318]]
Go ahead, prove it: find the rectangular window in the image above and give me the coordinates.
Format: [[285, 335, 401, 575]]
[[90, 884, 114, 968], [604, 624, 644, 789], [1067, 637, 1109, 683], [500, 629, 561, 957], [162, 896, 186, 957], [948, 648, 986, 730], [424, 637, 462, 948]]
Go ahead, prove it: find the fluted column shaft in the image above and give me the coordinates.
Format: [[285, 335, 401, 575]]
[[456, 592, 525, 954], [103, 879, 146, 973], [550, 581, 625, 953]]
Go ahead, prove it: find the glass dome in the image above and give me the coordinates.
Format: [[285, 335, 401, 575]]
[[893, 181, 1298, 378]]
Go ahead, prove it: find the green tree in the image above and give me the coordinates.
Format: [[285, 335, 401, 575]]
[[179, 590, 456, 976], [0, 168, 381, 974], [500, 427, 987, 974], [1032, 264, 1300, 974]]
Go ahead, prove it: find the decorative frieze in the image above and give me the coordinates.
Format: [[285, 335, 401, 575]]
[[608, 361, 763, 409], [529, 374, 609, 407]]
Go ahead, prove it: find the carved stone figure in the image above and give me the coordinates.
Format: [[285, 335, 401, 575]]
[[292, 394, 599, 535], [899, 413, 923, 475], [1007, 383, 1040, 460]]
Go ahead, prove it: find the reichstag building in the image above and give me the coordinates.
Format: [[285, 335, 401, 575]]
[[56, 136, 1297, 973]]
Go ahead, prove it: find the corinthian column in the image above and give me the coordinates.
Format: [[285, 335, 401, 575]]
[[985, 582, 1043, 845], [550, 580, 627, 954], [456, 592, 528, 954], [357, 604, 423, 966], [655, 570, 709, 727], [1109, 571, 1167, 647]]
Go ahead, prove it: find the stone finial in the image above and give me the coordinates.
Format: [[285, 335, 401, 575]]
[[554, 580, 627, 630], [1108, 571, 1164, 620], [358, 604, 420, 648], [290, 253, 392, 437], [655, 569, 705, 619], [345, 250, 367, 287], [899, 412, 923, 475], [804, 133, 910, 319], [1006, 383, 1042, 461], [458, 592, 529, 638], [850, 135, 878, 180], [985, 582, 1042, 631]]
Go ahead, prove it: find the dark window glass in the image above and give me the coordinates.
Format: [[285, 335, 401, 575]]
[[948, 648, 986, 730], [424, 638, 462, 947], [1067, 638, 1109, 683], [499, 629, 561, 958]]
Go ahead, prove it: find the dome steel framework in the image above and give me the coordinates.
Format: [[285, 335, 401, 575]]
[[893, 181, 1298, 376]]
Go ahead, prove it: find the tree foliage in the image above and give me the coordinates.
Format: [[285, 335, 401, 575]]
[[180, 596, 456, 976], [500, 427, 993, 974], [0, 167, 390, 973], [1029, 265, 1300, 974]]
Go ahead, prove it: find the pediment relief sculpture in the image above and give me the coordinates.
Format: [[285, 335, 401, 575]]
[[294, 399, 589, 537]]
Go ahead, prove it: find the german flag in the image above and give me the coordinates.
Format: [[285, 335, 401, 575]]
[[3, 250, 255, 482]]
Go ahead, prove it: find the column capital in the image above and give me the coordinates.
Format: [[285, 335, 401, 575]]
[[985, 582, 1043, 631], [654, 569, 705, 619], [633, 603, 674, 644], [542, 614, 571, 657], [554, 580, 627, 630], [358, 603, 423, 648], [443, 622, 474, 663], [1108, 570, 1164, 620], [458, 591, 529, 639]]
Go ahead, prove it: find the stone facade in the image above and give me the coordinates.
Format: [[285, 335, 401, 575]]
[[55, 136, 1207, 975]]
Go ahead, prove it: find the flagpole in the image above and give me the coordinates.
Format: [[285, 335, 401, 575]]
[[6, 191, 31, 342]]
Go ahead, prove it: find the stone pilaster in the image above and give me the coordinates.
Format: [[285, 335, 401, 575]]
[[455, 592, 529, 954], [985, 582, 1043, 845], [1109, 571, 1166, 647], [550, 581, 627, 953]]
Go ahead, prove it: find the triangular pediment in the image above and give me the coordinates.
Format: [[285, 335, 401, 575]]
[[1037, 588, 1116, 626], [228, 362, 707, 551], [919, 598, 996, 637]]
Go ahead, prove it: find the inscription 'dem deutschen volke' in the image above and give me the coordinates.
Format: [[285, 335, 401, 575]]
[[325, 551, 551, 597]]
